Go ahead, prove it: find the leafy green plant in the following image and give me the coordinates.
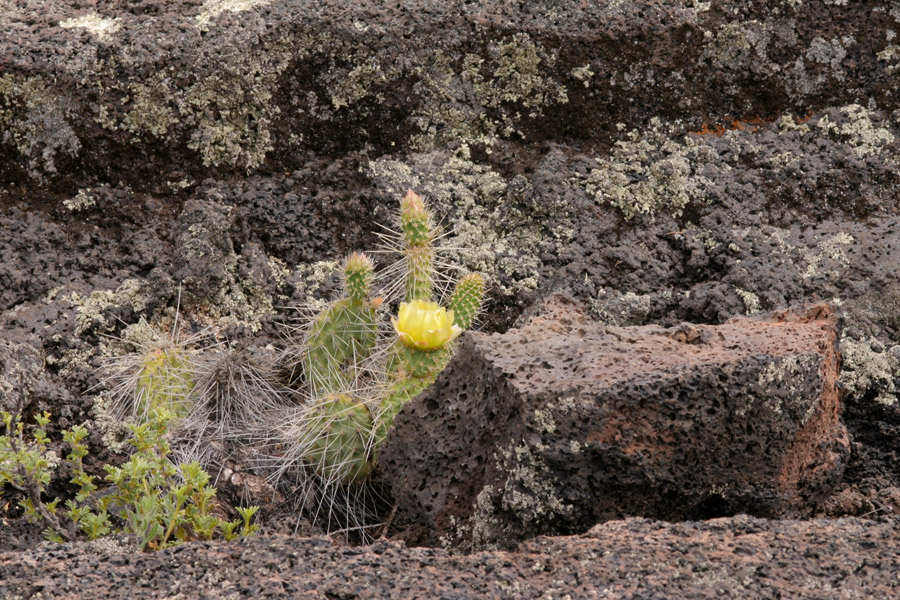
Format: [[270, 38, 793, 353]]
[[0, 402, 258, 550]]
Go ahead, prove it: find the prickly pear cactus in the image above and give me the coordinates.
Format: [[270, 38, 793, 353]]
[[302, 393, 374, 484], [135, 348, 194, 419], [294, 190, 485, 482], [303, 253, 379, 396], [448, 273, 486, 330], [400, 190, 435, 302]]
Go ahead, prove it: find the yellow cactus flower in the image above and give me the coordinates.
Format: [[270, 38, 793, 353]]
[[393, 299, 461, 351]]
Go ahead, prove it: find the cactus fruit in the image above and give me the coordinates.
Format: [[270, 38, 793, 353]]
[[302, 393, 374, 484], [135, 347, 194, 420], [448, 273, 486, 330]]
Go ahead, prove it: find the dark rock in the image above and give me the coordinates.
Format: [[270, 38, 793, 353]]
[[381, 296, 849, 549], [1, 1, 898, 187], [1, 516, 899, 599]]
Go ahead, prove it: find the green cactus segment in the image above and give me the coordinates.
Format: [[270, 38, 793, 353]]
[[304, 299, 378, 395], [375, 342, 452, 443], [405, 245, 434, 302], [400, 189, 434, 248], [448, 273, 486, 330], [302, 394, 373, 484], [343, 252, 374, 303], [389, 341, 452, 379], [136, 349, 193, 419], [375, 376, 433, 445]]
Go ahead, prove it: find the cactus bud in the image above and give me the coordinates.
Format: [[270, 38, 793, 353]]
[[400, 189, 433, 247]]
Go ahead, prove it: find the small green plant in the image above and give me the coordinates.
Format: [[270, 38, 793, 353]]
[[0, 401, 258, 551]]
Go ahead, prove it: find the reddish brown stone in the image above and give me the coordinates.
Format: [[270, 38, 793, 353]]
[[380, 296, 849, 549]]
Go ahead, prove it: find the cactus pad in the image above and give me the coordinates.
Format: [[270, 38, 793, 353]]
[[302, 393, 374, 484], [448, 273, 485, 330], [343, 252, 374, 303], [304, 299, 378, 395], [135, 348, 193, 419]]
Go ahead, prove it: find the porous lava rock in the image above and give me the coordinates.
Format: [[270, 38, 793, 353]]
[[1, 516, 898, 599], [381, 296, 849, 549]]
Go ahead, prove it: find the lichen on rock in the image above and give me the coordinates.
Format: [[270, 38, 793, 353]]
[[370, 151, 556, 296], [840, 337, 900, 407], [574, 117, 715, 220]]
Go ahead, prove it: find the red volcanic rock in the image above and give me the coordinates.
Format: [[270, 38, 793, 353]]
[[380, 295, 849, 550]]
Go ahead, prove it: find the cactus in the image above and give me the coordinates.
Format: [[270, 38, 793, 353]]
[[284, 191, 484, 490], [302, 253, 379, 396], [448, 273, 486, 330], [302, 393, 374, 484], [135, 347, 194, 419], [400, 190, 435, 302]]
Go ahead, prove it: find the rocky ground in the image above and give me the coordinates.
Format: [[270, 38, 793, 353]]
[[2, 0, 900, 597]]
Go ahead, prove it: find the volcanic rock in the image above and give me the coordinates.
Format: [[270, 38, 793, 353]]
[[381, 296, 849, 549]]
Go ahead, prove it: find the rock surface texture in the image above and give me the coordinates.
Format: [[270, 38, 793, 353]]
[[1, 516, 899, 599], [381, 298, 850, 549]]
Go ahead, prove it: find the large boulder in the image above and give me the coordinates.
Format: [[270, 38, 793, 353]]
[[381, 296, 849, 550]]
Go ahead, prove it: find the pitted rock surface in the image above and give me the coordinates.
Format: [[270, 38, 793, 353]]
[[1, 516, 898, 599], [380, 298, 848, 549]]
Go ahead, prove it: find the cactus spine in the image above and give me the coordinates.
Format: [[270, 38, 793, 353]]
[[136, 347, 194, 419], [302, 253, 379, 396], [400, 190, 435, 302]]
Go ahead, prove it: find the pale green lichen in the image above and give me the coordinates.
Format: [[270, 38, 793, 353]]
[[0, 74, 81, 179], [469, 440, 573, 551], [840, 337, 900, 406], [63, 188, 97, 212], [756, 355, 820, 423], [570, 63, 595, 87], [575, 117, 715, 220], [591, 288, 662, 326], [802, 232, 854, 280], [291, 260, 341, 314], [702, 20, 757, 65], [878, 42, 900, 75], [119, 73, 179, 139], [816, 105, 896, 159], [369, 152, 557, 295], [409, 34, 568, 150], [734, 287, 761, 315], [202, 254, 275, 332], [59, 14, 120, 43], [196, 0, 275, 28], [69, 279, 154, 336]]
